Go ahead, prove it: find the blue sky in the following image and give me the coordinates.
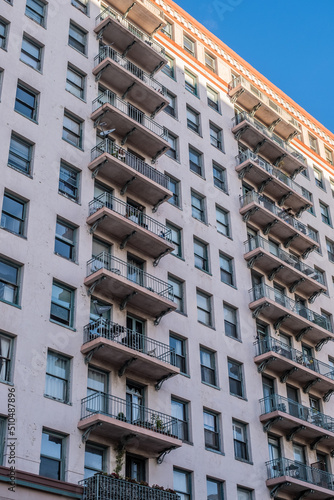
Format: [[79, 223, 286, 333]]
[[177, 0, 334, 134]]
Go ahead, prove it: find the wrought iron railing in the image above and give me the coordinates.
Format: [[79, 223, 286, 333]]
[[260, 394, 334, 433], [93, 90, 166, 138], [250, 284, 332, 332], [266, 457, 334, 490], [255, 336, 334, 378], [87, 252, 173, 300], [89, 193, 172, 241], [79, 474, 180, 500], [83, 318, 176, 365], [244, 236, 325, 285]]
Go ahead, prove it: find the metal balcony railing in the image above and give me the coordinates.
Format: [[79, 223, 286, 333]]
[[236, 149, 309, 195], [87, 252, 173, 300], [266, 457, 334, 490], [244, 236, 325, 285], [240, 191, 312, 235], [93, 90, 167, 138], [260, 394, 334, 433], [250, 284, 332, 332], [95, 47, 166, 96], [83, 318, 176, 365], [96, 6, 166, 56], [91, 140, 169, 189], [232, 111, 305, 164], [89, 192, 172, 241], [255, 336, 334, 378], [79, 474, 180, 500]]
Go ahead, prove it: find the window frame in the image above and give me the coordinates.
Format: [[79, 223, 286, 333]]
[[309, 134, 319, 154], [210, 122, 223, 151], [213, 162, 227, 193], [39, 429, 65, 481], [84, 443, 106, 479], [59, 161, 80, 203], [8, 133, 33, 175], [55, 218, 77, 262], [164, 90, 176, 117], [183, 34, 195, 57], [224, 303, 238, 339], [45, 350, 70, 403], [187, 107, 200, 134], [233, 420, 250, 462], [325, 147, 333, 165], [173, 468, 191, 499], [166, 131, 178, 160], [189, 146, 203, 176], [319, 201, 331, 226], [66, 64, 85, 100], [25, 0, 47, 27], [50, 280, 75, 328], [162, 54, 175, 79], [0, 18, 9, 51], [21, 35, 43, 71], [168, 275, 184, 313], [171, 400, 189, 442], [207, 86, 219, 111], [1, 191, 27, 237], [313, 166, 324, 189], [169, 333, 187, 374], [184, 69, 197, 96], [200, 347, 217, 387], [228, 359, 244, 398], [15, 82, 39, 122], [194, 237, 209, 272], [216, 205, 230, 237], [62, 111, 83, 149], [191, 190, 206, 223], [207, 477, 224, 500], [0, 332, 14, 383], [68, 21, 87, 55], [0, 258, 21, 306], [71, 0, 88, 14], [203, 409, 220, 452], [166, 174, 180, 207], [196, 289, 212, 327], [219, 252, 235, 287], [166, 222, 182, 258], [205, 52, 216, 73]]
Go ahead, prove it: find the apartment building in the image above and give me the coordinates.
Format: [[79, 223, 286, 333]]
[[1, 0, 334, 499]]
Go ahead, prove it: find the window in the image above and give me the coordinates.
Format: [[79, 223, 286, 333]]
[[200, 347, 217, 386], [1, 192, 27, 236], [326, 239, 334, 262], [126, 453, 146, 482], [313, 167, 324, 189], [224, 303, 238, 339], [62, 111, 83, 148], [50, 281, 74, 327], [216, 206, 230, 237], [320, 201, 331, 225], [228, 359, 244, 397], [301, 187, 314, 214], [205, 52, 216, 73], [39, 430, 65, 480], [207, 86, 219, 111], [189, 147, 203, 175], [8, 133, 33, 175], [170, 333, 187, 374], [321, 310, 332, 331], [59, 161, 80, 202], [213, 163, 227, 192], [172, 400, 189, 441], [45, 351, 70, 403], [162, 20, 173, 39], [87, 366, 108, 412], [21, 36, 42, 71], [207, 478, 224, 500], [197, 290, 212, 326], [84, 444, 105, 479], [0, 333, 13, 383], [185, 69, 197, 95], [166, 131, 178, 160], [309, 134, 319, 153], [66, 65, 85, 99], [204, 410, 220, 451], [15, 83, 38, 121], [68, 22, 87, 54], [183, 34, 195, 56], [55, 218, 76, 261], [166, 174, 180, 207], [187, 107, 200, 134], [325, 147, 333, 165], [210, 123, 223, 150], [167, 222, 182, 257], [220, 253, 235, 286], [233, 420, 249, 461], [168, 275, 184, 313], [0, 258, 20, 306], [0, 19, 9, 50], [0, 417, 6, 465], [71, 0, 88, 14], [194, 238, 209, 272], [164, 91, 176, 117], [330, 179, 334, 197], [162, 54, 175, 78], [191, 191, 205, 222], [174, 468, 191, 500], [25, 0, 46, 26], [308, 225, 320, 253], [237, 487, 253, 500]]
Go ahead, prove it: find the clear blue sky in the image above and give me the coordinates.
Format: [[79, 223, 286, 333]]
[[177, 0, 334, 134]]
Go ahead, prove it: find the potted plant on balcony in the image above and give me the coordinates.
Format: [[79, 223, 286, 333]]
[[117, 412, 126, 421]]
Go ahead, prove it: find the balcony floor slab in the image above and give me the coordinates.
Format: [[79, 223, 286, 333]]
[[266, 476, 334, 498]]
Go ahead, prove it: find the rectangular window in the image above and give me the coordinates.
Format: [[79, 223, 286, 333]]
[[0, 417, 6, 465], [191, 191, 206, 222], [8, 133, 33, 175], [233, 420, 249, 461], [71, 0, 88, 14], [207, 478, 224, 500], [213, 163, 227, 192], [45, 351, 70, 403], [301, 187, 314, 214], [194, 238, 209, 272], [331, 179, 334, 197], [197, 290, 212, 326], [313, 167, 324, 189], [200, 347, 217, 386], [69, 21, 87, 54], [0, 333, 13, 383], [183, 34, 195, 56], [187, 107, 200, 134], [210, 123, 223, 150], [25, 0, 46, 26], [166, 174, 180, 207], [162, 54, 175, 79], [166, 131, 178, 160], [167, 222, 182, 257], [224, 303, 238, 339], [0, 19, 9, 50], [205, 52, 216, 73], [326, 239, 334, 262], [228, 359, 244, 397], [21, 36, 42, 71], [1, 192, 27, 236], [204, 410, 220, 451], [189, 146, 202, 175], [172, 400, 189, 442], [39, 430, 65, 480], [185, 69, 197, 95], [320, 201, 331, 225], [219, 253, 235, 286], [0, 258, 20, 306], [62, 111, 83, 148], [325, 147, 333, 165], [309, 134, 319, 153], [174, 468, 191, 500], [66, 65, 85, 99], [84, 444, 105, 479], [207, 86, 219, 111], [170, 333, 187, 374], [308, 225, 320, 253], [50, 281, 74, 327], [15, 83, 38, 121], [59, 161, 80, 202], [55, 218, 76, 261], [216, 206, 230, 237], [162, 21, 173, 39], [168, 275, 184, 313], [237, 488, 253, 500], [164, 91, 176, 117]]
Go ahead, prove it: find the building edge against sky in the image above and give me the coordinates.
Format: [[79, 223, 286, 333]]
[[1, 0, 334, 500]]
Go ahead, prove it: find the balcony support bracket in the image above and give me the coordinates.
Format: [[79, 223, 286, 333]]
[[118, 357, 137, 377], [303, 378, 321, 394], [151, 23, 164, 36], [121, 127, 136, 146], [155, 372, 174, 391], [330, 449, 334, 458], [295, 204, 311, 218], [258, 177, 273, 194], [235, 125, 249, 142], [270, 483, 291, 498], [308, 290, 323, 304], [151, 146, 168, 164], [283, 233, 299, 249], [231, 88, 245, 104], [269, 118, 282, 132], [278, 191, 293, 207], [263, 219, 279, 236], [286, 425, 306, 442], [154, 308, 173, 326], [294, 490, 315, 500], [258, 356, 277, 374], [82, 423, 102, 443], [152, 195, 169, 213], [252, 301, 270, 319], [150, 61, 165, 77], [122, 82, 136, 100], [250, 102, 262, 117], [280, 366, 298, 384], [247, 252, 264, 269], [85, 345, 105, 364], [122, 40, 137, 58], [95, 63, 111, 82], [92, 159, 108, 179], [295, 327, 313, 342], [151, 102, 166, 119], [263, 416, 283, 433], [96, 23, 109, 41], [274, 314, 291, 331], [120, 291, 138, 310], [323, 390, 334, 403], [120, 176, 137, 195], [242, 206, 260, 222], [253, 139, 266, 154], [89, 215, 108, 235], [302, 245, 317, 260], [153, 248, 172, 267], [274, 154, 287, 168], [310, 435, 329, 450], [316, 337, 332, 352], [289, 278, 305, 293], [88, 277, 106, 297], [291, 165, 306, 180], [157, 446, 177, 465], [123, 3, 136, 20], [268, 265, 285, 281], [238, 163, 253, 180], [287, 130, 298, 143]]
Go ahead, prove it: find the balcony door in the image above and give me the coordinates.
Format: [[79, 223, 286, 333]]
[[87, 367, 108, 413], [125, 453, 146, 482], [127, 254, 144, 286], [126, 382, 144, 424], [126, 315, 145, 352], [273, 283, 286, 307], [287, 385, 300, 419], [293, 443, 307, 480], [262, 376, 275, 413]]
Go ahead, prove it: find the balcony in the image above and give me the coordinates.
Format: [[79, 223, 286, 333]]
[[95, 6, 167, 74], [80, 474, 180, 500], [81, 318, 179, 385], [87, 193, 174, 260], [250, 285, 333, 345], [89, 141, 171, 207], [260, 395, 334, 448], [84, 252, 176, 319], [254, 336, 334, 396], [92, 91, 169, 161], [244, 236, 326, 299], [228, 76, 298, 141], [266, 458, 334, 498], [78, 393, 182, 457], [93, 47, 168, 116], [236, 149, 312, 214], [232, 112, 306, 177], [240, 191, 318, 256], [104, 0, 165, 35]]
